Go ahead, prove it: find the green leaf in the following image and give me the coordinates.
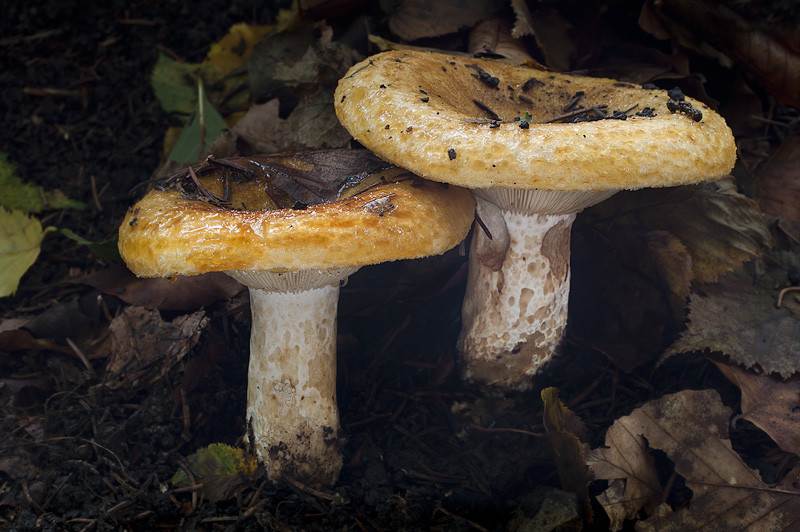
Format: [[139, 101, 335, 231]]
[[61, 229, 121, 262], [0, 153, 85, 213], [171, 443, 257, 502], [0, 208, 53, 297], [150, 54, 200, 117], [167, 83, 228, 163]]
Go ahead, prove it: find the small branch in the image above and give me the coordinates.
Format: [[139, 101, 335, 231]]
[[777, 286, 800, 308]]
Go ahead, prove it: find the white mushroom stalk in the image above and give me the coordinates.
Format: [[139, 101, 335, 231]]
[[459, 189, 615, 390], [334, 50, 737, 391], [227, 268, 359, 486], [117, 153, 475, 486]]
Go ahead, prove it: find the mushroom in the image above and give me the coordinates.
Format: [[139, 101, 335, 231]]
[[334, 50, 737, 390], [118, 151, 475, 485]]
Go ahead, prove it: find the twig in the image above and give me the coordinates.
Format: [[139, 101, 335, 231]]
[[435, 503, 489, 532], [777, 286, 800, 308], [65, 338, 97, 378], [467, 423, 546, 438], [280, 472, 350, 504]]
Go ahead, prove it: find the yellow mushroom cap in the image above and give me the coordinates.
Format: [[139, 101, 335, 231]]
[[119, 154, 476, 279], [334, 50, 737, 191]]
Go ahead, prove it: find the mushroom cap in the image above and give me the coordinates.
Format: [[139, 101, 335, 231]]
[[119, 161, 475, 279], [334, 50, 737, 191]]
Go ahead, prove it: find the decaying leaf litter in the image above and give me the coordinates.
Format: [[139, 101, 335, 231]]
[[2, 0, 800, 530]]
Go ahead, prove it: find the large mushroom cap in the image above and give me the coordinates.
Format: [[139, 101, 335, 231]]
[[119, 151, 475, 278], [334, 50, 737, 191]]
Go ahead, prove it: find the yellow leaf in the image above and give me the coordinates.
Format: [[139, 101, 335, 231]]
[[203, 23, 273, 74], [0, 208, 52, 297]]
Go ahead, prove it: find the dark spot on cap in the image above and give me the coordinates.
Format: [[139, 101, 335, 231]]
[[668, 87, 685, 101]]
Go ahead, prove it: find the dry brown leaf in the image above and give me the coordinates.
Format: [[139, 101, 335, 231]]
[[467, 18, 532, 62], [509, 0, 534, 38], [589, 389, 800, 531], [526, 6, 573, 71], [542, 387, 592, 520], [665, 266, 800, 377], [640, 0, 800, 108], [82, 266, 244, 311], [285, 88, 353, 149], [209, 99, 297, 157], [587, 178, 772, 283], [587, 429, 661, 530], [755, 136, 800, 225], [388, 0, 496, 41], [106, 307, 208, 389], [708, 354, 800, 456], [645, 230, 693, 323]]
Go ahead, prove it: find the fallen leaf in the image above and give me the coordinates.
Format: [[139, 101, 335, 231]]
[[589, 390, 800, 531], [208, 99, 296, 157], [509, 0, 535, 38], [106, 307, 208, 389], [150, 54, 206, 116], [285, 88, 352, 149], [172, 443, 257, 502], [80, 266, 244, 311], [755, 135, 800, 224], [541, 387, 592, 520], [664, 266, 800, 377], [61, 229, 121, 262], [167, 84, 229, 164], [586, 178, 773, 283], [248, 22, 360, 102], [526, 6, 574, 71], [0, 375, 53, 408], [203, 22, 273, 74], [0, 329, 70, 355], [0, 208, 54, 297], [587, 422, 661, 531], [641, 0, 800, 108], [388, 0, 496, 41], [467, 18, 533, 62], [0, 153, 85, 213], [708, 354, 800, 456], [645, 230, 693, 323]]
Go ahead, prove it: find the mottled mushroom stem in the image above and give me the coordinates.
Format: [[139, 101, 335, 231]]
[[458, 189, 615, 391], [226, 268, 360, 487]]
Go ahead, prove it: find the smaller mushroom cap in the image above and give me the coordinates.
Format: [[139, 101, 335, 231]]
[[334, 50, 737, 191], [118, 151, 475, 279]]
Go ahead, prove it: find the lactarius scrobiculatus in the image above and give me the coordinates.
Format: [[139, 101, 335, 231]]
[[118, 150, 475, 486], [334, 50, 736, 390]]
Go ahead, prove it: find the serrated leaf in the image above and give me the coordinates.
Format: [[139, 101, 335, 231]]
[[664, 266, 800, 377], [167, 84, 229, 163], [0, 208, 52, 297], [0, 153, 85, 213], [171, 443, 257, 502]]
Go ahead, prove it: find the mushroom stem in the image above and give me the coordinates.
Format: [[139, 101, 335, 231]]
[[227, 268, 359, 487], [458, 190, 614, 390], [246, 285, 342, 485]]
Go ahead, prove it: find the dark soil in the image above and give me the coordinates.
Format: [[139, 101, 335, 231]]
[[1, 0, 796, 531]]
